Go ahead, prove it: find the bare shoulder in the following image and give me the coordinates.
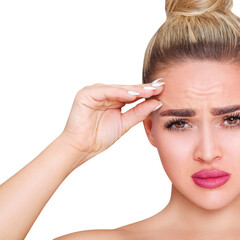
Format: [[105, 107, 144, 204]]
[[54, 229, 128, 240], [53, 223, 147, 240], [114, 210, 172, 239], [54, 211, 168, 240]]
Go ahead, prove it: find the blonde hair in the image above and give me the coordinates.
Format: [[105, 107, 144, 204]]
[[142, 0, 240, 83]]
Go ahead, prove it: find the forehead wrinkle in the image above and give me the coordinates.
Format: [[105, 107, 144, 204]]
[[184, 85, 223, 99]]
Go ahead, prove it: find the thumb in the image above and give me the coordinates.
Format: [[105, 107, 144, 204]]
[[122, 99, 163, 134]]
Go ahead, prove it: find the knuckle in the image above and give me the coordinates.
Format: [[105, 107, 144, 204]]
[[78, 83, 104, 95], [76, 84, 96, 97], [78, 82, 103, 93], [75, 89, 88, 104], [93, 83, 104, 87], [75, 89, 84, 99]]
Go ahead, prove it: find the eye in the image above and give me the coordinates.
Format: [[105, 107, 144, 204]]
[[225, 117, 238, 124], [164, 114, 240, 132], [174, 121, 186, 128], [164, 119, 190, 132], [223, 115, 240, 128]]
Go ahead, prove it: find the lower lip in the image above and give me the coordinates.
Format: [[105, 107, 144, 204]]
[[192, 175, 231, 189]]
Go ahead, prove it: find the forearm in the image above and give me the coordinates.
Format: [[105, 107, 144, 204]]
[[0, 134, 86, 239]]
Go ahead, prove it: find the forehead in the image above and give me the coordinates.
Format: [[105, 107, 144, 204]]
[[155, 60, 240, 111]]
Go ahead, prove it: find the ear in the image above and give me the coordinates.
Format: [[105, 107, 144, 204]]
[[143, 115, 157, 148]]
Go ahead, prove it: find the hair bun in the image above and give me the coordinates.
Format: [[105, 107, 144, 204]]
[[165, 0, 233, 17]]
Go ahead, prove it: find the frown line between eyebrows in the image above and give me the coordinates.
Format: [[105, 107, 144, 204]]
[[158, 104, 240, 117]]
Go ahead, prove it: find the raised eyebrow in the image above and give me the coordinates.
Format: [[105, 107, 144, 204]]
[[159, 105, 240, 117]]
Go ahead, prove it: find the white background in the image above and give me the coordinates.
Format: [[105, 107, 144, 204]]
[[0, 1, 239, 239]]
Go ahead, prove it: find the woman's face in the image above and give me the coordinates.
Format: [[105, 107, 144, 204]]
[[143, 60, 240, 210]]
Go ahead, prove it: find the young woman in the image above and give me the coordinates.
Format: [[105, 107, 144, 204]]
[[1, 0, 240, 239]]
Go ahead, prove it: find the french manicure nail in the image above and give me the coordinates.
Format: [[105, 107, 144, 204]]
[[152, 102, 163, 112], [152, 81, 166, 87], [152, 78, 163, 84], [128, 90, 140, 96], [143, 86, 156, 90]]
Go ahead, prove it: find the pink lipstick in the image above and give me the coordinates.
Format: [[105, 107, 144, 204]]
[[191, 168, 231, 189]]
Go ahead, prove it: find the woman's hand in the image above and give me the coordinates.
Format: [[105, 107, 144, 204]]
[[0, 81, 165, 239], [61, 81, 164, 166]]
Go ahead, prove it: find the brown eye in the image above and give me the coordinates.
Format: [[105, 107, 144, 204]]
[[165, 119, 190, 132], [226, 117, 238, 125], [175, 121, 186, 128]]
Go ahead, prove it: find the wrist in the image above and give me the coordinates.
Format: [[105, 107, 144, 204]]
[[56, 133, 92, 171]]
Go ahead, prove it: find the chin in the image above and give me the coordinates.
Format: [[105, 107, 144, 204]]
[[192, 198, 232, 211], [173, 181, 239, 211], [192, 185, 240, 211]]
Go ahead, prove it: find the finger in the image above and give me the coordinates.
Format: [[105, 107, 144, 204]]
[[110, 78, 165, 90], [110, 81, 165, 98], [80, 83, 164, 105], [121, 99, 163, 134], [96, 82, 164, 101], [95, 100, 126, 110], [127, 84, 164, 100]]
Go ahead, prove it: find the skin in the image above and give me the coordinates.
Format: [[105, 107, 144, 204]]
[[0, 80, 163, 239], [2, 59, 240, 239], [142, 60, 240, 238]]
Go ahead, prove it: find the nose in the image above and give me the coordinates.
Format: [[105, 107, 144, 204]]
[[193, 124, 223, 163]]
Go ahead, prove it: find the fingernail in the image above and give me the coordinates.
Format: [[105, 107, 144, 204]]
[[128, 90, 140, 96], [143, 86, 156, 90], [152, 102, 163, 112], [152, 81, 166, 87], [152, 78, 163, 84]]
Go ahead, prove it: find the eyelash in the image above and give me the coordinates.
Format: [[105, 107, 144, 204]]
[[164, 112, 240, 132]]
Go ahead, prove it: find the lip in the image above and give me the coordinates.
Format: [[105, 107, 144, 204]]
[[191, 168, 231, 189]]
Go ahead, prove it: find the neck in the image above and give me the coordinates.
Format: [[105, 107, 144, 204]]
[[162, 184, 240, 234]]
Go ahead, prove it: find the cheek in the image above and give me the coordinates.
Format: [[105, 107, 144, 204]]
[[153, 128, 240, 183], [218, 130, 240, 152], [153, 129, 193, 180], [217, 131, 240, 171]]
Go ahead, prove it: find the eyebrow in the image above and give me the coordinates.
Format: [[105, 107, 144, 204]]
[[159, 104, 240, 117]]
